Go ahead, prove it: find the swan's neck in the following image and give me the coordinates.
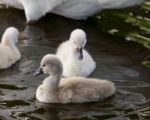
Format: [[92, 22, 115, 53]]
[[42, 74, 61, 91], [68, 42, 80, 60]]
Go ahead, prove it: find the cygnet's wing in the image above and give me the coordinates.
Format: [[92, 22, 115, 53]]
[[58, 77, 115, 103], [56, 41, 70, 65], [0, 45, 13, 69]]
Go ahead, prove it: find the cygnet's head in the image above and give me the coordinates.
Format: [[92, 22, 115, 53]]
[[1, 27, 19, 46], [69, 29, 87, 60], [34, 54, 63, 77]]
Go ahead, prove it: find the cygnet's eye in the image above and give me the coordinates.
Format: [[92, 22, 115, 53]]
[[43, 64, 46, 67], [74, 41, 76, 44]]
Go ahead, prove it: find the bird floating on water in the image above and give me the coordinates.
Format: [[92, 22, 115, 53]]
[[0, 27, 21, 69], [0, 0, 144, 23], [56, 29, 96, 77], [34, 54, 116, 103]]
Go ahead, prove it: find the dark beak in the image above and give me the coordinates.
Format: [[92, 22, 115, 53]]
[[33, 67, 43, 77], [76, 48, 83, 60]]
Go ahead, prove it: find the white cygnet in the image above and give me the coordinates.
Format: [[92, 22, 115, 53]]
[[0, 0, 144, 23], [56, 29, 96, 77], [34, 54, 116, 104], [0, 27, 21, 69]]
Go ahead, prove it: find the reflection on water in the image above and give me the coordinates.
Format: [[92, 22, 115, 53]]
[[94, 1, 150, 49], [0, 2, 150, 120]]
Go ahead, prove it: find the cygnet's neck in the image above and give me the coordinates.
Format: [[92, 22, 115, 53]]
[[68, 41, 81, 60], [42, 74, 61, 91]]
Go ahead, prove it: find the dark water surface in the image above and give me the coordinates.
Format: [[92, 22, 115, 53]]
[[0, 4, 150, 120]]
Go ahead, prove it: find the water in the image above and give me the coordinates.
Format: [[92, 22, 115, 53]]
[[0, 2, 150, 120]]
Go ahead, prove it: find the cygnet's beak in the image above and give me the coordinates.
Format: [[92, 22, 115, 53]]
[[76, 48, 83, 60], [33, 67, 43, 77]]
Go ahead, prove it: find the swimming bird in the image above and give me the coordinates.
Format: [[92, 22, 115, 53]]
[[56, 29, 96, 77], [0, 0, 144, 23], [0, 27, 21, 69], [34, 54, 116, 103]]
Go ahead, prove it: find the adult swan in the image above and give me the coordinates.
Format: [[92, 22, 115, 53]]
[[0, 0, 144, 23]]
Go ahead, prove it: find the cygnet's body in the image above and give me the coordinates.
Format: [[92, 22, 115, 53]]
[[56, 29, 96, 77], [34, 54, 116, 103], [0, 27, 21, 69], [1, 0, 144, 23]]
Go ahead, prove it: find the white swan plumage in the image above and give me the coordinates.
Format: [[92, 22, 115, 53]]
[[56, 29, 96, 77], [0, 0, 144, 23], [0, 27, 21, 69]]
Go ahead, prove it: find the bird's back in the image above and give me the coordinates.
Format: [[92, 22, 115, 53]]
[[58, 77, 116, 103], [56, 41, 71, 64]]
